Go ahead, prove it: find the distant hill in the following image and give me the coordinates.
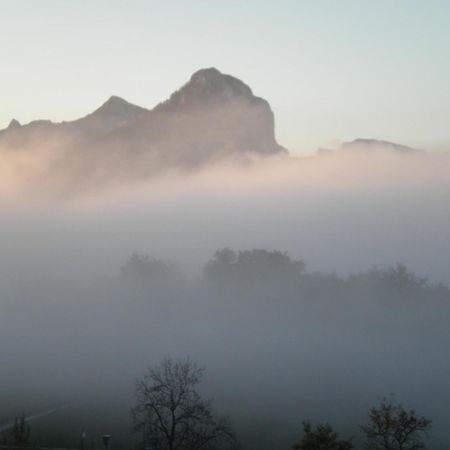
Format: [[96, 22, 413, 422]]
[[340, 138, 423, 153], [0, 68, 286, 190]]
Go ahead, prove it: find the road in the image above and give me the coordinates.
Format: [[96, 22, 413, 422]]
[[0, 405, 74, 433]]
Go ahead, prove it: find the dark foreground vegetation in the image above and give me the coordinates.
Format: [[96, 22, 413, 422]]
[[1, 357, 433, 450]]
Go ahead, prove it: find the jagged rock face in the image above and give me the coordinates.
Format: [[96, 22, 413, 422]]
[[122, 68, 286, 165], [0, 68, 285, 189], [158, 68, 256, 111]]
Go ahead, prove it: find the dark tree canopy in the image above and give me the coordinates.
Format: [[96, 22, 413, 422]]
[[293, 421, 353, 450], [362, 397, 432, 450], [204, 248, 305, 289], [122, 254, 182, 282], [348, 264, 427, 293], [131, 357, 237, 450]]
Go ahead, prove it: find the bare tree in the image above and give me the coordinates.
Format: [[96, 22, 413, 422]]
[[131, 357, 237, 450], [362, 396, 431, 450]]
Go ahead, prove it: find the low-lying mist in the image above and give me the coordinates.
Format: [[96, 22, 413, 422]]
[[1, 148, 450, 449], [1, 149, 450, 283]]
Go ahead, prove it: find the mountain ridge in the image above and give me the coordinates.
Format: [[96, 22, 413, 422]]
[[0, 67, 286, 159], [0, 68, 427, 193]]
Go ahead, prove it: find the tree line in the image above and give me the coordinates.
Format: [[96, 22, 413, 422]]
[[121, 248, 450, 305]]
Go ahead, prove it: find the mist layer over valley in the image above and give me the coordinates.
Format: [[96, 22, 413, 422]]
[[1, 69, 450, 449]]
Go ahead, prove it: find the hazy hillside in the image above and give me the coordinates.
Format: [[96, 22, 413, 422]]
[[340, 138, 423, 153]]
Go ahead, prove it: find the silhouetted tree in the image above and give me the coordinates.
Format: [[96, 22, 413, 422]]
[[204, 248, 305, 291], [122, 253, 182, 283], [203, 248, 237, 283], [348, 264, 427, 293], [120, 254, 187, 305], [2, 414, 31, 447], [131, 357, 237, 450], [293, 421, 353, 450], [362, 396, 431, 450]]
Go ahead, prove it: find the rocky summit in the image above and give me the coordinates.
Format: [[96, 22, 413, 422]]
[[0, 68, 286, 189]]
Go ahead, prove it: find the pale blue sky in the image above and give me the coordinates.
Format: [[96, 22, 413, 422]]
[[1, 0, 449, 153]]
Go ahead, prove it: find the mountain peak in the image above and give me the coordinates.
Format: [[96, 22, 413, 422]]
[[190, 67, 222, 81], [7, 119, 21, 130], [105, 95, 126, 104], [158, 68, 256, 113], [93, 96, 145, 117], [66, 96, 148, 136]]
